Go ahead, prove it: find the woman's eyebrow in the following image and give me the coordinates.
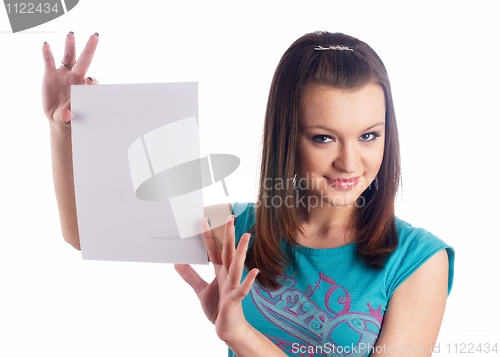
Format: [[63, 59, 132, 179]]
[[362, 122, 386, 131], [303, 122, 385, 132]]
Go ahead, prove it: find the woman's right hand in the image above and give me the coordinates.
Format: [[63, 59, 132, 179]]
[[42, 32, 99, 126], [43, 32, 99, 250]]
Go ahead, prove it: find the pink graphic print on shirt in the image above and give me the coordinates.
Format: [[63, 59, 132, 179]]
[[249, 272, 383, 357]]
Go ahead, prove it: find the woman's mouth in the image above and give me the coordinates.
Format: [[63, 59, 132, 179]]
[[326, 176, 360, 190]]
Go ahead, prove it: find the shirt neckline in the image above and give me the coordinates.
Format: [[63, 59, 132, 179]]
[[285, 240, 357, 256]]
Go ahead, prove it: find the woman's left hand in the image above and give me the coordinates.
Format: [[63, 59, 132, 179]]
[[175, 215, 259, 343]]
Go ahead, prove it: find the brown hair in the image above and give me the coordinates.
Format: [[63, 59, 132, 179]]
[[247, 31, 401, 289]]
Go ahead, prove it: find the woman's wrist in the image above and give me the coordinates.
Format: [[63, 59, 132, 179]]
[[223, 323, 287, 356], [224, 324, 256, 356], [219, 320, 253, 348], [49, 118, 71, 138]]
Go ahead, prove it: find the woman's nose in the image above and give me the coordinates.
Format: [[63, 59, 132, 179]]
[[333, 142, 360, 174]]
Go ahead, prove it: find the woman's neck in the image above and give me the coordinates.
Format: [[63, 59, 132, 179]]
[[296, 198, 357, 248]]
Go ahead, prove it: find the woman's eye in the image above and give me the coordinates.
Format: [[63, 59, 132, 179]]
[[312, 135, 333, 143], [359, 132, 380, 142]]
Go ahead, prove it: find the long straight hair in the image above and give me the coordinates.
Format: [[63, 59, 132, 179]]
[[247, 31, 401, 289]]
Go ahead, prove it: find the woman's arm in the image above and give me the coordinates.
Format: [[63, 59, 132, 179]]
[[372, 249, 449, 356], [42, 32, 99, 250], [49, 121, 80, 249]]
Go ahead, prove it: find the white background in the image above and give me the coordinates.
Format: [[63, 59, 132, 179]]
[[1, 1, 499, 356]]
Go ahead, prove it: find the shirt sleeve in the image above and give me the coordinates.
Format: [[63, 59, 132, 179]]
[[232, 202, 255, 244], [386, 220, 455, 298]]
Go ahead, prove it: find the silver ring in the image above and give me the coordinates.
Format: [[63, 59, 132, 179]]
[[61, 60, 76, 69]]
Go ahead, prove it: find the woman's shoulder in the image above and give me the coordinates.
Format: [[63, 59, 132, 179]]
[[232, 202, 256, 240], [387, 216, 455, 296], [232, 202, 255, 216], [394, 217, 452, 252]]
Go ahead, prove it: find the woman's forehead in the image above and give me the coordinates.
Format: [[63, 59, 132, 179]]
[[299, 83, 386, 131]]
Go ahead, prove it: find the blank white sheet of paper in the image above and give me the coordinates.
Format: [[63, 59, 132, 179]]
[[71, 82, 208, 264]]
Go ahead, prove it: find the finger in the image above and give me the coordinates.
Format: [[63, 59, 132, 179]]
[[61, 32, 76, 69], [60, 106, 72, 125], [234, 268, 259, 302], [52, 99, 72, 125], [73, 33, 99, 77], [203, 217, 222, 265], [174, 264, 208, 296], [228, 233, 250, 287], [222, 215, 236, 269], [84, 76, 99, 85], [42, 42, 56, 72], [228, 233, 256, 302]]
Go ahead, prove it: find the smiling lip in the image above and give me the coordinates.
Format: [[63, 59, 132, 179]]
[[326, 176, 360, 190]]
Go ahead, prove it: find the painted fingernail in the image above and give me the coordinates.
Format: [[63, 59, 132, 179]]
[[207, 217, 211, 227]]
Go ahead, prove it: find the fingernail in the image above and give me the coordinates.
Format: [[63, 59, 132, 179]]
[[206, 217, 211, 227], [94, 32, 99, 37], [69, 31, 74, 34], [43, 41, 47, 44], [87, 76, 95, 82]]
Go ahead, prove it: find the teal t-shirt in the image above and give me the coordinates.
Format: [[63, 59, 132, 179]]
[[229, 202, 454, 357]]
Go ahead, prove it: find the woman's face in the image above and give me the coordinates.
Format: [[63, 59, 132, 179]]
[[296, 82, 386, 209]]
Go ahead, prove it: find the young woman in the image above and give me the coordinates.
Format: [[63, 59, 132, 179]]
[[42, 31, 454, 357]]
